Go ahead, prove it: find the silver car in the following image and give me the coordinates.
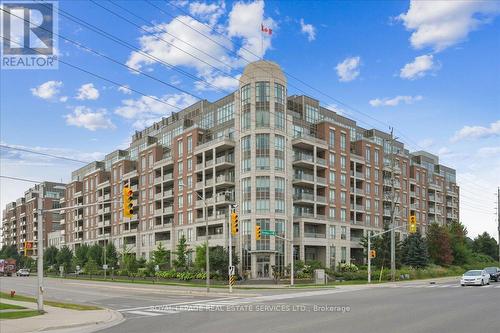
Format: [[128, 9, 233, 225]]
[[16, 268, 30, 277], [460, 270, 490, 286]]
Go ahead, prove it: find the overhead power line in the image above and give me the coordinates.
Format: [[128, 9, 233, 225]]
[[0, 144, 89, 164]]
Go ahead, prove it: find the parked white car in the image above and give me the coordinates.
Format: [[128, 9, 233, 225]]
[[460, 270, 490, 286]]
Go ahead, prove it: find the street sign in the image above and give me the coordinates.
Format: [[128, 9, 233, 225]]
[[103, 264, 108, 270], [261, 230, 276, 236], [229, 265, 235, 275]]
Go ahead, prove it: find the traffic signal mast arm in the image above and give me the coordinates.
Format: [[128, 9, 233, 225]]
[[41, 200, 123, 213]]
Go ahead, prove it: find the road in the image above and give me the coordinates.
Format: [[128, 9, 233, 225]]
[[1, 276, 499, 333]]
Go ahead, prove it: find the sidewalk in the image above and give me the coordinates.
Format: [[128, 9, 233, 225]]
[[0, 299, 124, 333]]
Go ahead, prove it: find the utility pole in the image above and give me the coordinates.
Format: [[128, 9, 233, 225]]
[[36, 190, 44, 312], [386, 128, 400, 282], [497, 187, 499, 266]]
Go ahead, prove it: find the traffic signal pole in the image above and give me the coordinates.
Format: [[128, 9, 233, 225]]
[[228, 204, 233, 293], [36, 193, 44, 313]]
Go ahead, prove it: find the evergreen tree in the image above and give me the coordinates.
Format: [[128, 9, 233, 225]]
[[73, 244, 89, 267], [0, 245, 20, 260], [173, 235, 190, 271], [401, 233, 429, 268], [448, 221, 471, 265], [56, 246, 73, 274], [472, 232, 499, 260], [152, 242, 170, 270], [426, 223, 453, 266], [88, 243, 103, 267], [105, 242, 118, 269], [361, 222, 402, 268], [43, 246, 59, 268], [83, 258, 98, 277]]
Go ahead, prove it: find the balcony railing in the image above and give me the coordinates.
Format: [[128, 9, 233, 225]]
[[293, 193, 315, 201], [304, 232, 326, 238], [293, 174, 314, 182]]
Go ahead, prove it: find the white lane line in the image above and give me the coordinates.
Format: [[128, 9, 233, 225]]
[[126, 310, 163, 317]]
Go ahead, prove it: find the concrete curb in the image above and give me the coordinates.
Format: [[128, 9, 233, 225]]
[[41, 309, 125, 333]]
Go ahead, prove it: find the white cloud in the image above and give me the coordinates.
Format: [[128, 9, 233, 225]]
[[114, 93, 197, 130], [335, 56, 361, 82], [418, 138, 434, 149], [227, 1, 276, 62], [65, 106, 115, 131], [451, 120, 500, 142], [195, 73, 240, 91], [30, 81, 63, 100], [369, 95, 423, 107], [399, 54, 436, 80], [398, 1, 500, 52], [118, 85, 132, 95], [477, 146, 500, 157], [76, 83, 100, 100], [300, 18, 316, 41], [59, 96, 68, 102], [189, 1, 225, 26]]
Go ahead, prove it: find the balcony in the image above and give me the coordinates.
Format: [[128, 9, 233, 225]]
[[316, 195, 327, 205], [215, 175, 235, 187], [304, 232, 326, 238], [316, 157, 327, 168], [350, 170, 364, 178], [196, 233, 224, 241], [292, 133, 328, 149], [163, 206, 174, 215], [316, 177, 327, 187], [293, 154, 315, 168], [293, 193, 315, 203], [215, 156, 234, 170], [163, 173, 174, 183], [428, 207, 436, 214], [350, 187, 364, 196], [195, 136, 235, 153]]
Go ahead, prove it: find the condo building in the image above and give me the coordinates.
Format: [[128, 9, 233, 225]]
[[1, 182, 65, 255], [1, 61, 459, 279]]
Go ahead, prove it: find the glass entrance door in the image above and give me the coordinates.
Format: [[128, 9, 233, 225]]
[[256, 254, 270, 278]]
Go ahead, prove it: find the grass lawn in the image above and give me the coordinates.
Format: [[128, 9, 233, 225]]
[[0, 302, 26, 310], [0, 292, 101, 311], [0, 310, 41, 320]]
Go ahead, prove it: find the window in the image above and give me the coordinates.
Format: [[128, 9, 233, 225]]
[[275, 177, 285, 213], [217, 103, 234, 124], [365, 147, 371, 163], [305, 104, 320, 123], [256, 81, 270, 102], [178, 161, 183, 175], [256, 106, 270, 128], [256, 134, 270, 170], [275, 135, 285, 171], [329, 170, 335, 184], [177, 213, 183, 225], [329, 129, 335, 147], [187, 228, 192, 241], [241, 84, 251, 105], [274, 83, 285, 104], [275, 105, 285, 129], [341, 209, 346, 222], [187, 158, 192, 172], [340, 174, 346, 187], [187, 136, 192, 154], [177, 140, 183, 157], [329, 225, 336, 239], [242, 177, 252, 213], [330, 246, 336, 268], [341, 247, 347, 263], [340, 133, 346, 151], [341, 226, 347, 240], [241, 108, 251, 130], [329, 207, 336, 219], [340, 191, 346, 205], [241, 136, 251, 172], [329, 189, 336, 203], [256, 176, 270, 212], [374, 149, 379, 164], [256, 219, 270, 250], [340, 156, 346, 170]]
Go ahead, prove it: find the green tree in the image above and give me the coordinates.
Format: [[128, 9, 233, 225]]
[[361, 222, 402, 268], [194, 244, 207, 271], [426, 223, 453, 266], [448, 221, 471, 265], [0, 245, 20, 260], [472, 232, 499, 261], [56, 246, 73, 274], [173, 235, 190, 271], [123, 254, 138, 274], [105, 242, 118, 269], [73, 244, 89, 267], [88, 244, 103, 267], [43, 246, 59, 269], [401, 232, 429, 268], [83, 258, 98, 278], [152, 242, 170, 270]]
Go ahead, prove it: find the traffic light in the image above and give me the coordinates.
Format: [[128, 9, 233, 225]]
[[231, 212, 239, 235], [370, 250, 376, 259], [409, 215, 417, 234], [255, 225, 261, 240], [123, 185, 134, 218], [24, 241, 33, 256]]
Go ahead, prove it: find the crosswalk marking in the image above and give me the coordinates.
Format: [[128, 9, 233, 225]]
[[127, 310, 164, 317]]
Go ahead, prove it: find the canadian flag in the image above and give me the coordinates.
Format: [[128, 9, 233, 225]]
[[261, 24, 272, 35]]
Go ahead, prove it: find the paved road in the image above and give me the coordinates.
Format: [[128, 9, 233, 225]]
[[2, 277, 499, 333]]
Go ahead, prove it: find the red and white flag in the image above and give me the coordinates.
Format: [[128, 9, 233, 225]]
[[261, 24, 272, 35]]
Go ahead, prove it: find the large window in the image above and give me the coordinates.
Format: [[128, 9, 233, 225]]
[[274, 83, 285, 104], [256, 134, 270, 170], [329, 129, 335, 147], [256, 106, 270, 127], [275, 104, 285, 129], [340, 133, 346, 151], [241, 107, 251, 130], [201, 111, 214, 129], [256, 176, 270, 212], [217, 103, 234, 124], [305, 104, 320, 123], [274, 135, 285, 171], [256, 219, 270, 250], [242, 177, 252, 213], [256, 81, 270, 102], [275, 177, 285, 213], [241, 136, 251, 172], [241, 84, 251, 106]]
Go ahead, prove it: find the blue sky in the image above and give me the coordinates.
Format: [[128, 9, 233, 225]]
[[1, 0, 499, 240]]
